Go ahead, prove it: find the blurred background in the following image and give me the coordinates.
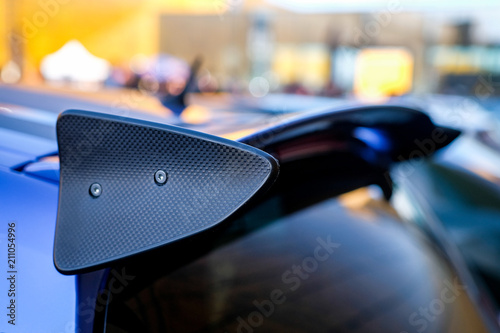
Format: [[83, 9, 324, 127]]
[[2, 0, 500, 107]]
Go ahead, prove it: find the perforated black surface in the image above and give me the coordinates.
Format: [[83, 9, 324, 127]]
[[54, 110, 278, 273]]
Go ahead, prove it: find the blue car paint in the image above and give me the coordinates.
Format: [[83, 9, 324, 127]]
[[0, 127, 58, 171], [0, 167, 75, 333], [23, 160, 60, 183], [0, 127, 57, 158], [0, 148, 33, 169]]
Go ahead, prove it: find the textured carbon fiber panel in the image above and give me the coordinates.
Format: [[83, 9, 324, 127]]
[[54, 110, 278, 273]]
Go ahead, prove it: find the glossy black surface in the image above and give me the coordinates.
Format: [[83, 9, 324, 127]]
[[99, 185, 490, 333]]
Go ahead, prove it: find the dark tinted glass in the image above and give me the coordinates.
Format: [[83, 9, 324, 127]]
[[98, 181, 489, 333]]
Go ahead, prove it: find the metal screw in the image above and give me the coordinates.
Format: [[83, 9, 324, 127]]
[[154, 170, 168, 185], [89, 183, 102, 198]]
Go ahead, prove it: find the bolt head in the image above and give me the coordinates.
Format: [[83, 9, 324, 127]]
[[89, 183, 102, 198], [154, 170, 168, 185]]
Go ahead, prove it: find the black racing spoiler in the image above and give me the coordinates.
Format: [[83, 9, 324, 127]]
[[53, 105, 458, 274], [54, 110, 279, 274], [240, 104, 460, 166]]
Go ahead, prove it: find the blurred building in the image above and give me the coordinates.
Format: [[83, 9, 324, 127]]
[[1, 0, 500, 98]]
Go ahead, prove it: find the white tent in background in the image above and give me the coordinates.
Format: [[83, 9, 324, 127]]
[[40, 40, 110, 83]]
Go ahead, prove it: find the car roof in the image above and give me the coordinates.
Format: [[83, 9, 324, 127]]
[[0, 85, 352, 163]]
